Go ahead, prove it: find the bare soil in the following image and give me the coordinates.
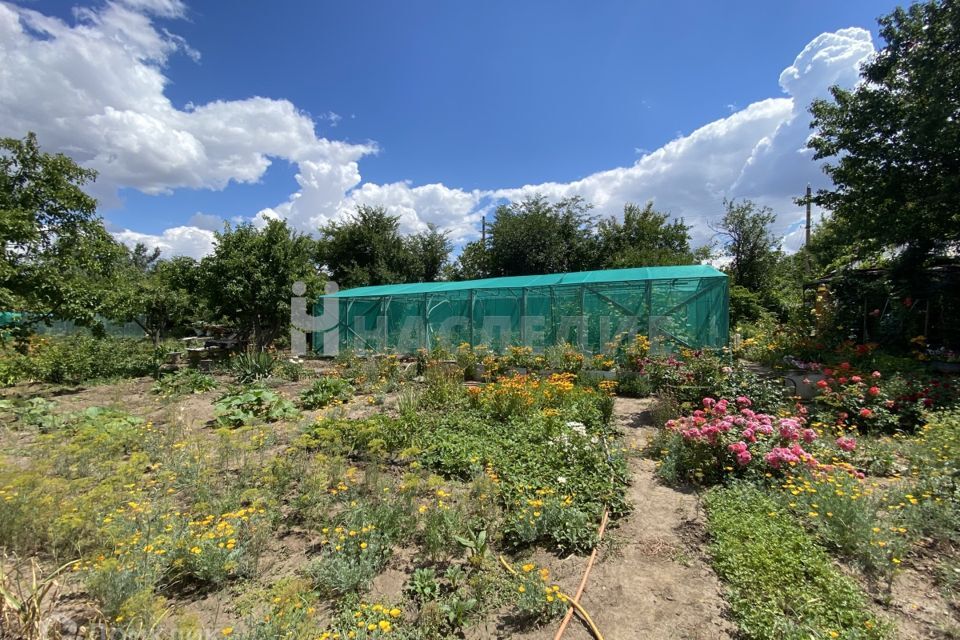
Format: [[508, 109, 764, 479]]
[[506, 397, 735, 640]]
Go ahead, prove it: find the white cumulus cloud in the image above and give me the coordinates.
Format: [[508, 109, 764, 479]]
[[0, 0, 876, 259]]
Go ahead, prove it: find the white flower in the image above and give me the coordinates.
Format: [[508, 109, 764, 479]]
[[557, 476, 567, 484]]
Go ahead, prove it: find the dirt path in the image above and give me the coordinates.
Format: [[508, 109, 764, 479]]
[[521, 397, 734, 640]]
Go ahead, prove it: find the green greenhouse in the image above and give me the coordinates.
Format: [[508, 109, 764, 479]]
[[316, 265, 728, 355]]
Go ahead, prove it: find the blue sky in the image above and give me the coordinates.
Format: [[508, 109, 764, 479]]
[[1, 0, 902, 256]]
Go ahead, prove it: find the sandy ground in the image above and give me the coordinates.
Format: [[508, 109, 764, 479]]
[[504, 397, 735, 640]]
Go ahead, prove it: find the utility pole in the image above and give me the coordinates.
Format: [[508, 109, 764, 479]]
[[803, 184, 813, 276], [481, 215, 486, 249]]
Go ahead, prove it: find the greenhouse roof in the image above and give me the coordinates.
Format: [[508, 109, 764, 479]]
[[324, 264, 725, 298]]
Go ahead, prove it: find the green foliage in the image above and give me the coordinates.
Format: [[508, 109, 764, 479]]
[[597, 201, 704, 268], [808, 0, 960, 265], [202, 219, 319, 349], [509, 561, 568, 623], [12, 335, 163, 385], [300, 415, 410, 459], [729, 284, 767, 325], [704, 483, 890, 640], [614, 372, 653, 398], [299, 376, 355, 409], [275, 358, 311, 381], [2, 396, 64, 432], [715, 199, 781, 298], [307, 500, 414, 597], [213, 386, 299, 427], [151, 368, 217, 397], [1, 133, 131, 330], [317, 205, 450, 289], [229, 351, 278, 384], [108, 254, 203, 346], [484, 195, 598, 277], [715, 365, 790, 415]]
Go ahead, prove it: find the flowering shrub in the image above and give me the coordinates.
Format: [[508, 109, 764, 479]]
[[811, 366, 900, 433], [510, 561, 568, 621], [657, 396, 863, 486], [308, 522, 393, 596], [639, 349, 726, 404]]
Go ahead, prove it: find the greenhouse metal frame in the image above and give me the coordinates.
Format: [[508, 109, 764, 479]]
[[316, 265, 728, 355]]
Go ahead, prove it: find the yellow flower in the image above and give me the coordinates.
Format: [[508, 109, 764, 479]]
[[190, 546, 202, 554], [389, 608, 402, 618], [521, 563, 535, 573], [221, 628, 234, 636], [378, 620, 391, 632]]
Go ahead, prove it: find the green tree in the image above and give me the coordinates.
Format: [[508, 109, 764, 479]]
[[316, 205, 414, 289], [405, 224, 452, 282], [201, 219, 318, 349], [486, 195, 598, 276], [1, 132, 128, 332], [714, 199, 781, 295], [597, 202, 703, 268], [446, 240, 492, 281], [808, 0, 960, 265], [108, 251, 203, 346]]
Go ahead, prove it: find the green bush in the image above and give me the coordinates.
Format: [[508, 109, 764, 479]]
[[704, 483, 889, 640], [615, 372, 653, 398], [213, 386, 299, 427], [9, 336, 164, 385], [299, 376, 354, 409], [229, 352, 278, 384]]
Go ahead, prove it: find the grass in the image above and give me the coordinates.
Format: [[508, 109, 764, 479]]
[[705, 482, 890, 640]]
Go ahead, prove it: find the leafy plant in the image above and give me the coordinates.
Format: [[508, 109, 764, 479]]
[[16, 335, 165, 385], [705, 483, 889, 640], [453, 529, 490, 569], [213, 386, 298, 427], [151, 368, 217, 397], [0, 556, 78, 640], [276, 359, 311, 382], [230, 351, 278, 384], [299, 376, 354, 410]]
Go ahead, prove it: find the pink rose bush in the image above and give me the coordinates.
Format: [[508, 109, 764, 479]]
[[659, 396, 860, 485]]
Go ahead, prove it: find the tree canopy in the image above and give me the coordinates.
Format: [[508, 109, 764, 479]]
[[597, 202, 704, 268], [201, 219, 319, 349], [808, 0, 960, 265], [1, 132, 129, 331]]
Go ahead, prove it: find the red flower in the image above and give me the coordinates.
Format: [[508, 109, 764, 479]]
[[868, 386, 880, 397], [859, 408, 873, 418]]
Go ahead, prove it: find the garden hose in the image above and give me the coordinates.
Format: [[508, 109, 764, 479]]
[[551, 508, 609, 640], [553, 431, 616, 640], [498, 554, 606, 640]]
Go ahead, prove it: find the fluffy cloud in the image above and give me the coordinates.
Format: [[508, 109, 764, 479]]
[[0, 0, 876, 258], [497, 27, 875, 249], [112, 225, 215, 259]]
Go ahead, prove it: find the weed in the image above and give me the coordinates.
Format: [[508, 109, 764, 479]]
[[152, 368, 217, 397], [705, 482, 890, 639]]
